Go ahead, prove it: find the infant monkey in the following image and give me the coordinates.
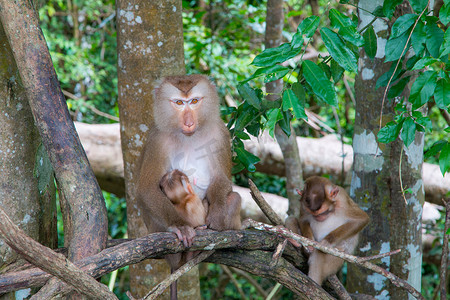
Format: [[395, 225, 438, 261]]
[[159, 169, 207, 228]]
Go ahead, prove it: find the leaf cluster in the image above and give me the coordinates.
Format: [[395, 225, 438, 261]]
[[375, 0, 450, 175]]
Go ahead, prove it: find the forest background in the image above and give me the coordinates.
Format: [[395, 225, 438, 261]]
[[0, 0, 449, 299]]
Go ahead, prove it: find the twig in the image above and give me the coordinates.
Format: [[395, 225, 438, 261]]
[[270, 239, 288, 268], [243, 219, 425, 300], [327, 275, 352, 300], [439, 199, 450, 300], [248, 179, 284, 225], [231, 267, 268, 297], [359, 249, 401, 262], [399, 147, 408, 204], [266, 282, 282, 300], [142, 251, 213, 300], [222, 265, 247, 299], [0, 206, 117, 300], [62, 89, 120, 122]]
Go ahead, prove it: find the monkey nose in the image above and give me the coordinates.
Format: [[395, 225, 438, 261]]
[[185, 121, 194, 127]]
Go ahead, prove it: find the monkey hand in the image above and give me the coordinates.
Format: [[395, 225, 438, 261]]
[[168, 225, 196, 248], [195, 224, 207, 230]]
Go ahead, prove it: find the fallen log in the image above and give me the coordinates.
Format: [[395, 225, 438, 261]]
[[75, 122, 450, 205]]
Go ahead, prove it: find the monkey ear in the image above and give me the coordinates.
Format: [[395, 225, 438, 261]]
[[295, 188, 303, 197], [327, 186, 339, 200]]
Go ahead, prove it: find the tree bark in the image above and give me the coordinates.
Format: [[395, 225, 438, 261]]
[[264, 0, 304, 217], [0, 20, 56, 300], [116, 1, 200, 298], [0, 1, 108, 298], [347, 1, 423, 298]]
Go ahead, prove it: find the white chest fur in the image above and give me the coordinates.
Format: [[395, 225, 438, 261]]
[[309, 212, 347, 242], [168, 140, 214, 200]]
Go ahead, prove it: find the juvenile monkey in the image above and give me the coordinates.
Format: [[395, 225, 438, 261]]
[[136, 75, 241, 299], [159, 169, 207, 229], [285, 176, 369, 285]]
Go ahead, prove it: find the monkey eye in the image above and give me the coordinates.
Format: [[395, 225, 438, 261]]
[[175, 100, 184, 105], [190, 98, 200, 104]]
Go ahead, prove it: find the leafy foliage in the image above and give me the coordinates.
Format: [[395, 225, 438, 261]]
[[39, 0, 118, 123]]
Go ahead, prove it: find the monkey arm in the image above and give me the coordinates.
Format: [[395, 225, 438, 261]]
[[323, 210, 369, 245], [205, 171, 241, 231], [285, 216, 300, 234]]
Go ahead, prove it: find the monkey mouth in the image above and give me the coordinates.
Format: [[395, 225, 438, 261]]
[[313, 209, 332, 221]]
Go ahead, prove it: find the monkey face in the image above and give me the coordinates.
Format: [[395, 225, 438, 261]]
[[159, 170, 191, 204]]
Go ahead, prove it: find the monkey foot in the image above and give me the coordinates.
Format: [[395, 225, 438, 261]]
[[168, 225, 196, 248]]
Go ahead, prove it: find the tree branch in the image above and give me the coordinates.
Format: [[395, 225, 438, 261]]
[[243, 219, 425, 300], [0, 206, 117, 299]]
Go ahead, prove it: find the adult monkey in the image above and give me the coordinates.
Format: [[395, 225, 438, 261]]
[[136, 74, 241, 271]]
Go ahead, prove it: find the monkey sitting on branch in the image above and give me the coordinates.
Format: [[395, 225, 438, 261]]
[[286, 176, 369, 285], [136, 75, 241, 299]]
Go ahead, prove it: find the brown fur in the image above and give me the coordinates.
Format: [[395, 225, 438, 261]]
[[160, 169, 207, 228], [136, 74, 241, 257], [285, 176, 369, 285]]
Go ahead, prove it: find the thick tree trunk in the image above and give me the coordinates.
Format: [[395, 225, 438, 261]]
[[116, 1, 200, 298], [347, 1, 423, 298], [0, 1, 108, 298], [265, 0, 304, 217], [0, 21, 56, 300]]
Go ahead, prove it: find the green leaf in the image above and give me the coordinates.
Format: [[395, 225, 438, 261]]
[[372, 5, 385, 17], [382, 0, 403, 18], [238, 83, 261, 109], [328, 9, 364, 46], [409, 0, 428, 13], [320, 28, 358, 72], [401, 117, 416, 147], [439, 142, 450, 175], [426, 21, 445, 58], [377, 121, 402, 143], [292, 82, 305, 101], [440, 28, 450, 57], [252, 43, 301, 67], [363, 25, 377, 59], [331, 59, 345, 82], [415, 116, 432, 132], [302, 60, 338, 106], [391, 14, 417, 39], [425, 140, 447, 158], [277, 110, 292, 136], [388, 76, 410, 98], [235, 131, 250, 140], [319, 62, 332, 80], [441, 3, 450, 26], [385, 30, 410, 62], [291, 31, 304, 49], [409, 71, 438, 109], [234, 103, 258, 131], [298, 16, 320, 38], [282, 89, 307, 120], [435, 78, 450, 109], [411, 20, 427, 55], [235, 146, 260, 172], [266, 108, 283, 138], [265, 68, 290, 83], [329, 9, 354, 29], [339, 26, 365, 47], [412, 57, 439, 70], [244, 65, 290, 83], [376, 63, 404, 89]]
